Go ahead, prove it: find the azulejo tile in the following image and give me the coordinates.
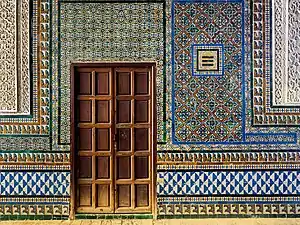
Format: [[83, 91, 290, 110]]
[[172, 2, 243, 143], [0, 0, 300, 218], [0, 172, 70, 196], [157, 171, 300, 196]]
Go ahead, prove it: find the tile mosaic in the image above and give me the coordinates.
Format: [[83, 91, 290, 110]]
[[0, 172, 70, 196], [0, 204, 69, 216], [0, 0, 50, 130], [172, 2, 243, 143], [157, 171, 300, 196], [54, 1, 166, 145], [0, 0, 300, 219]]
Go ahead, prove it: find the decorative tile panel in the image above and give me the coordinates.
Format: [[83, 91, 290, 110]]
[[158, 171, 300, 196], [251, 0, 300, 127], [0, 0, 300, 219], [0, 0, 50, 136], [0, 172, 70, 196], [157, 203, 300, 216], [172, 2, 243, 143], [0, 204, 69, 216]]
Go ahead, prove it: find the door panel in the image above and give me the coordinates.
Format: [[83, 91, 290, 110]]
[[75, 67, 114, 213], [117, 100, 131, 123], [78, 128, 92, 151], [117, 128, 131, 151], [135, 184, 149, 207], [96, 72, 110, 95], [73, 64, 154, 214], [135, 128, 149, 151], [135, 100, 149, 123], [116, 72, 131, 95], [79, 73, 92, 95], [114, 67, 152, 213], [96, 128, 110, 151]]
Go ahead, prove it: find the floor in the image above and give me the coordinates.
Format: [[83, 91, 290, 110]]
[[0, 219, 300, 225]]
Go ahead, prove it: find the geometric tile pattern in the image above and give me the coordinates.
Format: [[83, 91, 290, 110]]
[[192, 44, 224, 76], [0, 204, 69, 216], [172, 2, 243, 143], [56, 1, 165, 145], [158, 171, 300, 196], [252, 0, 300, 126], [0, 0, 50, 135], [0, 0, 300, 219], [157, 151, 300, 165], [0, 172, 70, 196], [157, 203, 300, 216]]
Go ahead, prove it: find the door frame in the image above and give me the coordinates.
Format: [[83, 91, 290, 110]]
[[70, 62, 157, 218]]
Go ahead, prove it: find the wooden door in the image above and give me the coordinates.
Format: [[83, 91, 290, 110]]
[[114, 68, 152, 213], [72, 64, 155, 214]]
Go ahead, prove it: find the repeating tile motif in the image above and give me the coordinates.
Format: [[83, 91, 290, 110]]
[[0, 0, 300, 218], [0, 204, 69, 216], [0, 0, 18, 112], [0, 172, 70, 196], [0, 153, 70, 163], [0, 137, 50, 151], [158, 171, 300, 196], [172, 2, 243, 143], [272, 0, 300, 106], [157, 151, 300, 164], [0, 0, 50, 130], [157, 203, 300, 216], [251, 0, 300, 127], [57, 2, 165, 145]]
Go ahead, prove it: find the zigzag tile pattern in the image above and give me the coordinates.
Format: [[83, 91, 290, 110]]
[[0, 172, 70, 196], [158, 171, 300, 196]]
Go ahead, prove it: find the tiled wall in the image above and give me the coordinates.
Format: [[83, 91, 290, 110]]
[[0, 0, 300, 219]]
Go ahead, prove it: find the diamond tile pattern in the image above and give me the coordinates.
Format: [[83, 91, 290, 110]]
[[158, 171, 300, 195], [173, 3, 243, 143], [0, 172, 70, 196]]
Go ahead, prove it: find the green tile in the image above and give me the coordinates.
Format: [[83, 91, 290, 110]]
[[17, 215, 30, 220], [126, 215, 134, 219], [97, 215, 106, 219], [105, 215, 114, 219], [86, 214, 97, 219], [74, 213, 153, 220], [135, 214, 153, 219]]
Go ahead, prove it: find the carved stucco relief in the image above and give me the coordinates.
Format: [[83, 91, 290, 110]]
[[0, 0, 30, 115], [273, 0, 300, 106], [286, 0, 300, 104]]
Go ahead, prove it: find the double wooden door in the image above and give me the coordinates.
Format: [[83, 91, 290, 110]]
[[72, 64, 155, 214]]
